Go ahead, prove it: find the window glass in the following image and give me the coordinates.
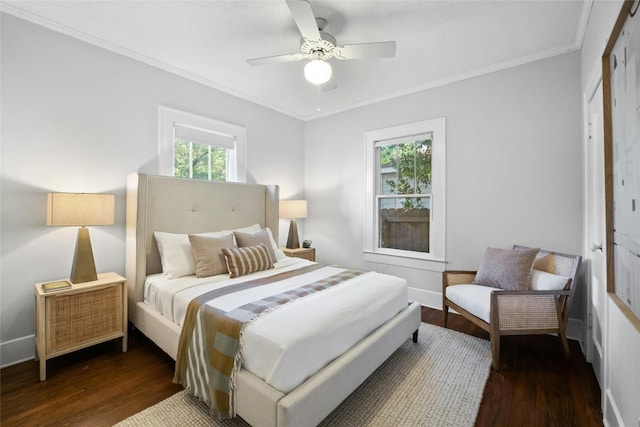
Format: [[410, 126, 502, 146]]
[[378, 196, 431, 253], [377, 136, 432, 253], [174, 139, 227, 181]]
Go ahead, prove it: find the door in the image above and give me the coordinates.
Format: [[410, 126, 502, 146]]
[[586, 79, 606, 391]]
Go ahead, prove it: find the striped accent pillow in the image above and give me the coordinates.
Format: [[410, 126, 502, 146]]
[[221, 243, 274, 278]]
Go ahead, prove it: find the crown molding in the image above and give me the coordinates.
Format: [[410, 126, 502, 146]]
[[1, 1, 586, 123], [0, 3, 306, 121], [305, 41, 581, 121], [574, 0, 594, 50]]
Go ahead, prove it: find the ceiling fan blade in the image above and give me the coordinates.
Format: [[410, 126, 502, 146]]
[[286, 0, 321, 41], [247, 53, 306, 66], [333, 41, 396, 60]]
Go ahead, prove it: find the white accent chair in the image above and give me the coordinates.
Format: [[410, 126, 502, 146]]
[[442, 245, 581, 370]]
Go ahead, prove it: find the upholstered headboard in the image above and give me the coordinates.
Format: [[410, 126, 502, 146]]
[[125, 173, 279, 321]]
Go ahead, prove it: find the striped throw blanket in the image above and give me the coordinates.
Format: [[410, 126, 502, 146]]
[[173, 265, 364, 419]]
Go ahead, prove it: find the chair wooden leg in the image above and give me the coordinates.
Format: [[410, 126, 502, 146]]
[[443, 304, 449, 328], [490, 330, 500, 370]]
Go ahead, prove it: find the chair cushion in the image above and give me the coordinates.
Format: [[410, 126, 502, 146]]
[[474, 247, 539, 290], [446, 284, 503, 323]]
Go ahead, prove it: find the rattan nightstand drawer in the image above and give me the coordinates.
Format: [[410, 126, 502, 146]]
[[35, 272, 127, 380], [46, 284, 123, 353]]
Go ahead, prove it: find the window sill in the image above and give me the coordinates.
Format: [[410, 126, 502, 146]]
[[363, 250, 447, 272]]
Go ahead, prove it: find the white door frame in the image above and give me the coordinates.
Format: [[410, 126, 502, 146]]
[[582, 65, 607, 413]]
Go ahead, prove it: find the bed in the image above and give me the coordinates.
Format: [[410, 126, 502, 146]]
[[125, 173, 421, 427]]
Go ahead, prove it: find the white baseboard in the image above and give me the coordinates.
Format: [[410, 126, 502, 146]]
[[408, 287, 442, 310], [0, 334, 36, 369], [566, 318, 584, 349], [604, 388, 624, 427]]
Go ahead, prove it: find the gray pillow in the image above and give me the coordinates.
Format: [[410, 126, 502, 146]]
[[473, 247, 539, 290], [188, 233, 235, 278], [234, 229, 278, 263]]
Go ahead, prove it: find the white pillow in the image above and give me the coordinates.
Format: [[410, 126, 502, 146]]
[[529, 269, 569, 291], [264, 227, 286, 261], [154, 231, 196, 278], [154, 224, 284, 278], [229, 224, 261, 234], [197, 230, 234, 239]]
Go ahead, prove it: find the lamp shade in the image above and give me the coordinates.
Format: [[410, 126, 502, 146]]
[[280, 200, 307, 219], [47, 192, 114, 283], [304, 60, 332, 85], [47, 193, 115, 226]]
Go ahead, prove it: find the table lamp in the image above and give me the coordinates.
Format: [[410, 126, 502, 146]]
[[47, 193, 115, 283], [279, 200, 307, 249]]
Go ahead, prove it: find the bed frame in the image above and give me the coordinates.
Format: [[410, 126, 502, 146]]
[[125, 173, 421, 427]]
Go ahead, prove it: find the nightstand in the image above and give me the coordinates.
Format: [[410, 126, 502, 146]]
[[34, 272, 127, 380], [282, 247, 316, 262]]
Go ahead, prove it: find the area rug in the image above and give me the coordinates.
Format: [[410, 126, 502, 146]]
[[115, 323, 491, 427]]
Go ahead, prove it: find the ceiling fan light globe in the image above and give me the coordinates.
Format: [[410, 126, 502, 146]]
[[304, 59, 332, 84]]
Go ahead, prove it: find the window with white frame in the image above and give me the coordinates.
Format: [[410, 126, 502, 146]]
[[158, 106, 246, 182], [364, 118, 446, 265]]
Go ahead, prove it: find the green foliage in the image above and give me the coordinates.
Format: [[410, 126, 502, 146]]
[[379, 139, 432, 208], [174, 139, 191, 178], [192, 142, 209, 180], [174, 139, 226, 181], [209, 148, 226, 181]]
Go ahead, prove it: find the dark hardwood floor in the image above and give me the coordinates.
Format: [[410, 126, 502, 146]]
[[422, 307, 603, 427], [1, 307, 603, 426]]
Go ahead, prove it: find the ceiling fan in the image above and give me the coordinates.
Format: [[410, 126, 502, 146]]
[[247, 0, 396, 85]]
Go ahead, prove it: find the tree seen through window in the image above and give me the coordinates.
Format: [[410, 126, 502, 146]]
[[174, 139, 227, 181]]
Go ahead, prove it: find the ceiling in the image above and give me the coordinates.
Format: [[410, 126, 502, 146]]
[[2, 1, 591, 120]]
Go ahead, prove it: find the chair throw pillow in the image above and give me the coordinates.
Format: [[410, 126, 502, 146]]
[[222, 243, 274, 278], [189, 233, 235, 278], [473, 247, 539, 290]]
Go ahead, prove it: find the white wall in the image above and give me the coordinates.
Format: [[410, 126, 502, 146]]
[[0, 13, 305, 367], [580, 2, 640, 426], [304, 52, 583, 315]]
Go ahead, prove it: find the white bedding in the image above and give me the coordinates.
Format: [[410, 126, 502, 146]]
[[144, 258, 408, 393]]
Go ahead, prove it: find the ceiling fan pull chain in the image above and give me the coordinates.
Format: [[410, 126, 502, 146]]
[[316, 85, 321, 112]]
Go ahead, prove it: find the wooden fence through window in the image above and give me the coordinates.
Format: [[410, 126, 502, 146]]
[[380, 208, 430, 252]]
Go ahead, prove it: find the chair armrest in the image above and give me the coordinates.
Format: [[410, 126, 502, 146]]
[[490, 289, 571, 331], [442, 270, 477, 300], [442, 270, 477, 287]]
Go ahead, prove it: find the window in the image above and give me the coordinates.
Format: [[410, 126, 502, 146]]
[[364, 118, 446, 266], [159, 106, 246, 182], [378, 136, 432, 252]]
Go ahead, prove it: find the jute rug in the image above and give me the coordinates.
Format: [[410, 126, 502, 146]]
[[115, 324, 491, 427]]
